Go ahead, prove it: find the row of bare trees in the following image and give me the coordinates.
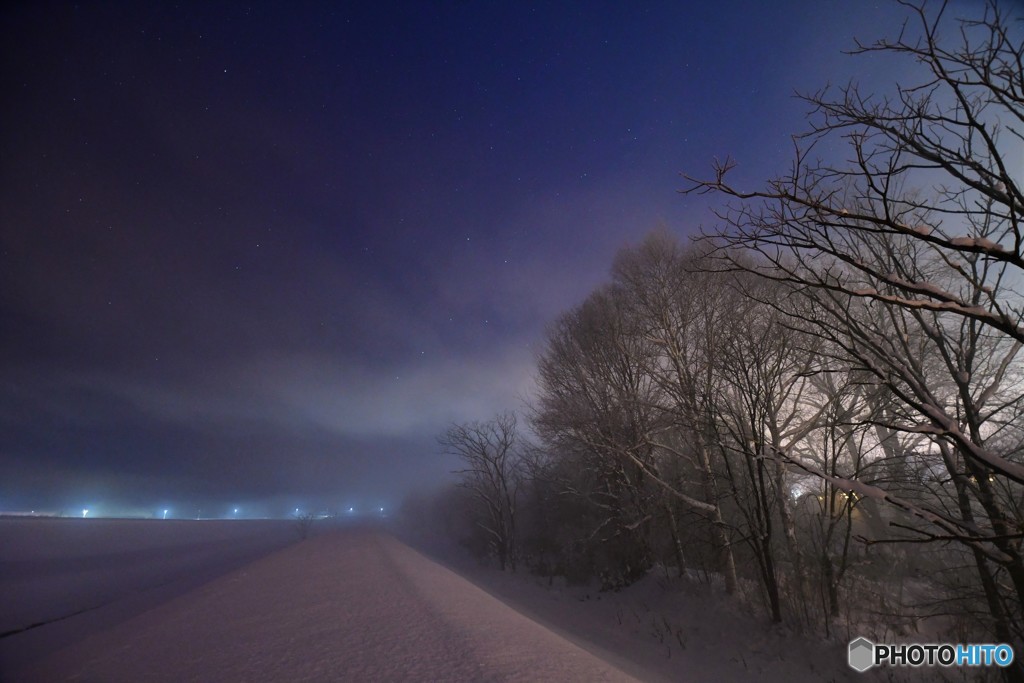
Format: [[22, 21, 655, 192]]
[[682, 0, 1024, 661], [433, 2, 1022, 678]]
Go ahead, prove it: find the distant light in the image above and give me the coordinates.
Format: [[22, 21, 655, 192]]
[[348, 507, 354, 513], [233, 508, 238, 515], [163, 509, 168, 520], [379, 507, 384, 513], [82, 509, 89, 518], [295, 508, 299, 515]]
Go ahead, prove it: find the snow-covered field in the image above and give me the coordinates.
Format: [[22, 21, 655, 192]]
[[0, 517, 298, 677], [6, 525, 638, 682]]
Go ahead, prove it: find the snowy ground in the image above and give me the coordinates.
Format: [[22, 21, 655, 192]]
[[1, 518, 879, 681], [6, 526, 639, 682], [0, 517, 297, 676], [406, 539, 861, 683]]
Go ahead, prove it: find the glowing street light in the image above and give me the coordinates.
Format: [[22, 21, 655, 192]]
[[233, 508, 239, 517], [163, 509, 168, 520], [82, 509, 89, 518]]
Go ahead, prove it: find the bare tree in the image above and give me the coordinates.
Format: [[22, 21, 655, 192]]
[[533, 287, 666, 586], [293, 511, 316, 540], [684, 0, 1024, 667], [708, 285, 825, 624], [684, 0, 1024, 481], [440, 413, 523, 571], [794, 363, 878, 635], [610, 233, 740, 594]]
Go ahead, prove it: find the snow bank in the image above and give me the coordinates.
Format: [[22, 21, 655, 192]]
[[12, 529, 639, 682], [422, 557, 859, 683]]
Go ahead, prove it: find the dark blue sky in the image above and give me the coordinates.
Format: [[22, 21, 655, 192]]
[[1, 1, 920, 516]]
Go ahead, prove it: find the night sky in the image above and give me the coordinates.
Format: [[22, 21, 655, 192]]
[[1, 1, 913, 517]]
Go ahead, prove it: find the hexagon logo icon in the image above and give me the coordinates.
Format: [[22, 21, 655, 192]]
[[848, 637, 875, 672]]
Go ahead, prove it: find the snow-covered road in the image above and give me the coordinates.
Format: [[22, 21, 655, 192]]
[[11, 528, 639, 682]]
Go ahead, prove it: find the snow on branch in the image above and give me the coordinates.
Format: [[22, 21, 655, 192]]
[[776, 449, 1016, 566]]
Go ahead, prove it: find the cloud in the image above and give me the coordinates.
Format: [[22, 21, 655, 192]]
[[11, 341, 537, 444], [250, 346, 538, 438]]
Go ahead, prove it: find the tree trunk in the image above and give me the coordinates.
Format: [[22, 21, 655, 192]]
[[772, 450, 810, 625], [697, 441, 738, 594], [664, 503, 687, 578]]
